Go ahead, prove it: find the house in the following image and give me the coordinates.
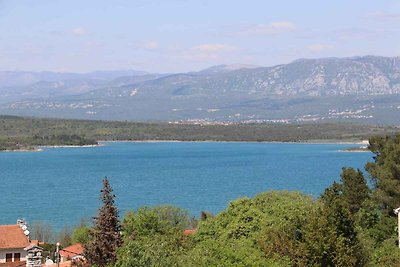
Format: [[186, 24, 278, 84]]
[[0, 223, 31, 265], [59, 244, 84, 263]]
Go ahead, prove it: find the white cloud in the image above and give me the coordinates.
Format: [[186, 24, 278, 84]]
[[143, 41, 159, 49], [192, 43, 236, 52], [135, 41, 159, 50], [335, 28, 385, 42], [307, 44, 334, 52], [180, 53, 221, 62], [235, 21, 296, 36], [72, 27, 87, 36], [366, 11, 400, 21]]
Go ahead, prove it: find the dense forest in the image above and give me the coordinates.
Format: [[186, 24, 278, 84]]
[[0, 115, 398, 151], [30, 133, 400, 266]]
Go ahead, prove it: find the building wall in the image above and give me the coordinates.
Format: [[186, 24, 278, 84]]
[[0, 248, 27, 263]]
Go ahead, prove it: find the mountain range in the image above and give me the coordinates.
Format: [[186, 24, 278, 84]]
[[1, 55, 400, 124]]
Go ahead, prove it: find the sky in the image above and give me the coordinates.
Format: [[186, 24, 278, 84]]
[[0, 0, 399, 73]]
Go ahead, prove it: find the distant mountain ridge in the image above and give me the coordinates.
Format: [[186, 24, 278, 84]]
[[197, 64, 261, 74], [0, 69, 147, 87], [125, 56, 400, 99], [1, 56, 400, 124]]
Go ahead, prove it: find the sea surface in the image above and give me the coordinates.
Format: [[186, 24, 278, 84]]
[[0, 141, 373, 230]]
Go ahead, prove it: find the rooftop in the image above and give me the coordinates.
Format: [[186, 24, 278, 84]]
[[183, 229, 197, 236], [0, 225, 30, 250], [59, 243, 84, 259]]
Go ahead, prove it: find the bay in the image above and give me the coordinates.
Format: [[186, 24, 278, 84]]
[[0, 142, 372, 230]]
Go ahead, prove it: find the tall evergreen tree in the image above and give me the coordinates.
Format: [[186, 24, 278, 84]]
[[84, 178, 122, 266]]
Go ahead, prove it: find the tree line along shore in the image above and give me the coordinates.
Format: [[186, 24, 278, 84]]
[[22, 133, 400, 266], [0, 115, 399, 151]]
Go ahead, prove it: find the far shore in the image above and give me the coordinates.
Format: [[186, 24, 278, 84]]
[[99, 139, 369, 145], [2, 148, 43, 152], [1, 143, 102, 153], [338, 145, 370, 153], [39, 144, 104, 149], [338, 149, 370, 153], [1, 139, 370, 152]]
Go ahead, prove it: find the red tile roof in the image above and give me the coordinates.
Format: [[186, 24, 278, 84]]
[[183, 229, 197, 236], [59, 243, 84, 259], [0, 225, 30, 249], [0, 262, 26, 267]]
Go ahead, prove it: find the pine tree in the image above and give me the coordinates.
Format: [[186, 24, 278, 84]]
[[84, 178, 122, 266]]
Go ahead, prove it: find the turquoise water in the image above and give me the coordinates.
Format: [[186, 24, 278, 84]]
[[0, 142, 372, 229]]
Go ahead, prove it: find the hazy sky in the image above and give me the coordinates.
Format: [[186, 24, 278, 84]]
[[0, 0, 399, 73]]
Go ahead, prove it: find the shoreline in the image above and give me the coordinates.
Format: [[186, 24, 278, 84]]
[[338, 146, 370, 153], [1, 139, 369, 152], [1, 144, 103, 153], [39, 144, 103, 149], [338, 150, 370, 153], [100, 139, 369, 145], [1, 148, 43, 152]]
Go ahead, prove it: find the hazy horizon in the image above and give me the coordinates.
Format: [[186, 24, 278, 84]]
[[1, 54, 399, 74]]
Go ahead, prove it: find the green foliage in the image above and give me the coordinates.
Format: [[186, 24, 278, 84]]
[[322, 167, 370, 215], [116, 206, 191, 267], [340, 168, 370, 214], [193, 191, 315, 266], [370, 238, 400, 267], [71, 225, 90, 245], [355, 199, 395, 247], [366, 134, 400, 213], [181, 238, 269, 267], [122, 205, 191, 238], [199, 211, 214, 221], [302, 202, 367, 266], [115, 194, 311, 267], [115, 191, 373, 266], [116, 234, 186, 267], [315, 168, 372, 266]]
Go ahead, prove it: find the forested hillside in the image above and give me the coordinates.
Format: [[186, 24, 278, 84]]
[[0, 115, 398, 151]]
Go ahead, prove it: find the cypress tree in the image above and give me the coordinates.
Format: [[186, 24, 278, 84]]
[[84, 177, 122, 266]]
